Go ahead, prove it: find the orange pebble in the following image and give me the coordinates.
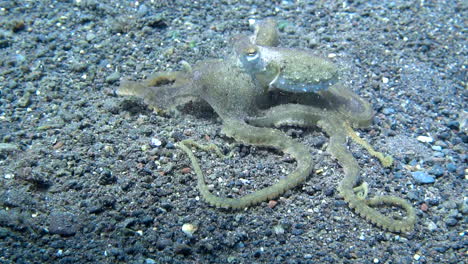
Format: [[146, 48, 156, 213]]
[[420, 203, 428, 212], [268, 200, 278, 209], [181, 167, 191, 174]]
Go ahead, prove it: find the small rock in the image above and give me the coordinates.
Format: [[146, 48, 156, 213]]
[[0, 143, 19, 153], [137, 4, 149, 16], [382, 107, 395, 115], [150, 137, 162, 147], [420, 203, 428, 212], [181, 167, 191, 174], [165, 142, 175, 149], [446, 163, 457, 172], [446, 121, 460, 130], [48, 212, 77, 236], [156, 238, 172, 250], [417, 136, 433, 143], [98, 170, 117, 185], [145, 258, 156, 264], [273, 224, 284, 235], [106, 72, 120, 84], [18, 92, 31, 107], [431, 145, 442, 151], [438, 132, 450, 140], [411, 171, 435, 184], [11, 20, 26, 32], [181, 223, 197, 237], [268, 200, 278, 209], [174, 243, 192, 256], [429, 165, 444, 177], [426, 220, 438, 231], [444, 218, 457, 226], [85, 32, 96, 41]]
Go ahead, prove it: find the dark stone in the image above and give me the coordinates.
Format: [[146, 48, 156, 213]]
[[98, 170, 117, 185], [48, 212, 78, 237], [445, 218, 458, 227], [446, 163, 457, 172], [446, 121, 460, 130], [324, 188, 334, 196], [437, 131, 450, 140], [144, 15, 167, 29], [429, 165, 444, 177], [291, 228, 304, 235], [174, 244, 192, 256]]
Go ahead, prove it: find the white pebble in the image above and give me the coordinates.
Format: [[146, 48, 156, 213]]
[[413, 254, 421, 260], [181, 223, 197, 237], [150, 137, 162, 147], [273, 224, 285, 235], [417, 136, 434, 143], [431, 146, 442, 151], [426, 221, 438, 231], [382, 77, 389, 84], [359, 233, 366, 241]]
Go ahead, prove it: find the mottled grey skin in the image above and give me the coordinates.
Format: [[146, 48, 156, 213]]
[[117, 19, 415, 232], [234, 20, 338, 94]]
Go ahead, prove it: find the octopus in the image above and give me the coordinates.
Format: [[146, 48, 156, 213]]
[[117, 18, 416, 232]]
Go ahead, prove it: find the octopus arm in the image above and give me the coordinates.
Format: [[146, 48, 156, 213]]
[[177, 120, 313, 209], [318, 118, 416, 232], [248, 104, 415, 232], [117, 71, 197, 111]]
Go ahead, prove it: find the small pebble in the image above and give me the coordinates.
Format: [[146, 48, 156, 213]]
[[0, 143, 19, 152], [446, 120, 460, 130], [444, 218, 458, 226], [382, 107, 395, 115], [429, 164, 444, 177], [165, 142, 175, 149], [105, 72, 120, 84], [150, 137, 162, 147], [437, 132, 450, 140], [446, 163, 457, 172], [273, 225, 284, 235], [181, 223, 197, 237], [420, 203, 428, 211], [181, 167, 191, 174], [268, 200, 278, 209], [413, 254, 421, 260], [411, 171, 435, 184], [426, 221, 438, 231], [417, 136, 434, 143], [431, 145, 442, 151], [145, 258, 156, 264], [53, 141, 64, 149], [85, 32, 96, 41]]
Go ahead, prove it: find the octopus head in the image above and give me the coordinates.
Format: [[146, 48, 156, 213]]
[[231, 34, 265, 73]]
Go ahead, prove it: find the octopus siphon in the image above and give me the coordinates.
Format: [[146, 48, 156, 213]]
[[117, 18, 416, 233]]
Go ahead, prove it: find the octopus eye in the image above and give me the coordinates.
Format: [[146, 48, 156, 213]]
[[246, 48, 257, 57], [244, 47, 259, 62]]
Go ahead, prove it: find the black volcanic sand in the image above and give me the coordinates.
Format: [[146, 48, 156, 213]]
[[0, 1, 466, 263]]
